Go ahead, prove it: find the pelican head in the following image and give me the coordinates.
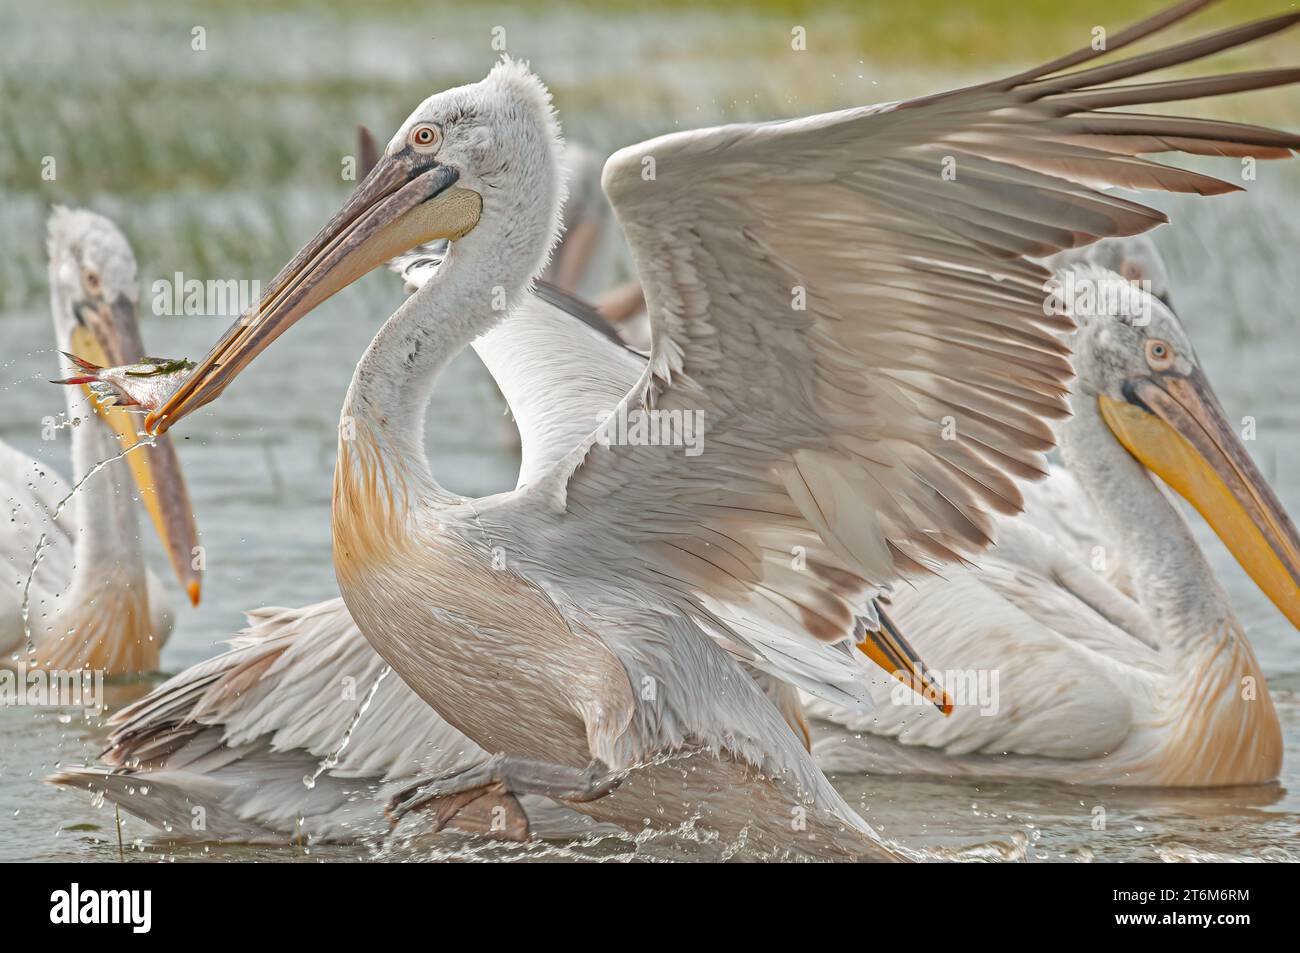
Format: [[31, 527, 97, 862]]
[[47, 207, 202, 606], [1058, 243, 1300, 630], [148, 58, 563, 435]]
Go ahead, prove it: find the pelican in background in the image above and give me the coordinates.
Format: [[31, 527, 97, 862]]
[[134, 4, 1298, 856], [812, 235, 1300, 786], [1, 208, 201, 674]]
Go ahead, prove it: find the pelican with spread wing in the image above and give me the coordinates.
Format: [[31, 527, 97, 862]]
[[51, 282, 940, 845], [1, 209, 201, 675], [812, 236, 1300, 787], [117, 3, 1298, 855]]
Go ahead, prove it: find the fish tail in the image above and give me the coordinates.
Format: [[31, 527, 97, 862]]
[[60, 350, 103, 373]]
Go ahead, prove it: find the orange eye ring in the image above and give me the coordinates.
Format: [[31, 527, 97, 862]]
[[409, 124, 441, 152], [82, 268, 101, 294], [1145, 338, 1175, 370]]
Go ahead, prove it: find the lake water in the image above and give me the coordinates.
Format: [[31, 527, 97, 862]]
[[2, 0, 1298, 862]]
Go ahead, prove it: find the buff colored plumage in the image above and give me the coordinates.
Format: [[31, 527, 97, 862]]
[[59, 3, 1300, 856], [812, 239, 1295, 786]]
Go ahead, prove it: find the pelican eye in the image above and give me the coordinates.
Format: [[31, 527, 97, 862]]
[[82, 268, 101, 295], [1145, 338, 1175, 370], [409, 124, 441, 153]]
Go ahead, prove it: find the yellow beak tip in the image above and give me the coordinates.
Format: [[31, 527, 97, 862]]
[[187, 581, 202, 607]]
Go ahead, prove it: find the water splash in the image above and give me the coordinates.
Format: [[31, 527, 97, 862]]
[[18, 434, 156, 658], [303, 665, 392, 790]]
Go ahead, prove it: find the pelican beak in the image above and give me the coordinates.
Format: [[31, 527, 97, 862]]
[[857, 603, 954, 715], [145, 155, 482, 435], [1100, 366, 1300, 629], [68, 297, 203, 605]]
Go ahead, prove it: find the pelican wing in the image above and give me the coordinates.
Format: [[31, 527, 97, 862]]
[[472, 289, 644, 488], [52, 599, 480, 841], [477, 295, 884, 706], [0, 441, 74, 527], [526, 2, 1298, 673], [52, 597, 625, 842]]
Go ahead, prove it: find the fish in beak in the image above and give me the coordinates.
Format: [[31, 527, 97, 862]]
[[1100, 365, 1300, 629], [145, 148, 482, 436], [857, 600, 954, 715], [55, 298, 203, 606]]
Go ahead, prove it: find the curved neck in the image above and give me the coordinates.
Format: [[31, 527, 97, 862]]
[[1066, 403, 1283, 781], [1061, 396, 1233, 653], [340, 201, 556, 504]]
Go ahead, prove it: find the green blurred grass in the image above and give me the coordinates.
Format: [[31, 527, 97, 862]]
[[140, 0, 1296, 65], [2, 0, 1296, 307]]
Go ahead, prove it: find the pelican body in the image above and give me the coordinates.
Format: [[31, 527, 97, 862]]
[[61, 3, 1300, 853], [1, 209, 201, 675], [812, 239, 1300, 786]]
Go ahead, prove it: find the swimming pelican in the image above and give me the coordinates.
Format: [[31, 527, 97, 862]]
[[136, 4, 1300, 856], [0, 208, 201, 674], [811, 236, 1300, 786]]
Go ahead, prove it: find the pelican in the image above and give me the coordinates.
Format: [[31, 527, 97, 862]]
[[811, 235, 1300, 786], [1, 208, 201, 675], [51, 273, 940, 845], [126, 3, 1299, 856]]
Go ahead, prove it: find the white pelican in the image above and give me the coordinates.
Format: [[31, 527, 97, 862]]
[[52, 285, 939, 845], [812, 235, 1300, 786], [1, 208, 201, 675], [130, 3, 1299, 856]]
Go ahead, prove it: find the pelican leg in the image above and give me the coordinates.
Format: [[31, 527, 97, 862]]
[[385, 753, 622, 841]]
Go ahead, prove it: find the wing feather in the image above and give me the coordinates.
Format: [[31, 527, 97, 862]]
[[49, 599, 485, 842], [509, 2, 1295, 691]]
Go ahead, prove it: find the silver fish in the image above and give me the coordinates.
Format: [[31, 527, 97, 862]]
[[53, 352, 196, 414]]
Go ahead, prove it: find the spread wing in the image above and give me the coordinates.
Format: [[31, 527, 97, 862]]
[[472, 287, 644, 488], [523, 2, 1297, 668], [392, 256, 882, 705]]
